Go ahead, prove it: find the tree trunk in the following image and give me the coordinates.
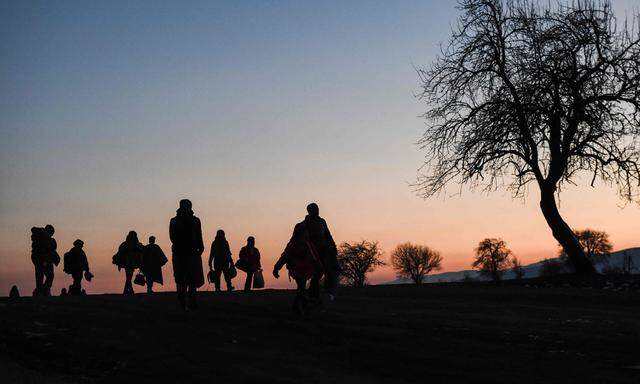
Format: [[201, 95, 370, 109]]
[[539, 187, 595, 275]]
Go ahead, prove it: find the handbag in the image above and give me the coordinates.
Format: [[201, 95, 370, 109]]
[[252, 269, 265, 289], [235, 258, 249, 272], [228, 263, 238, 279], [133, 272, 146, 286]]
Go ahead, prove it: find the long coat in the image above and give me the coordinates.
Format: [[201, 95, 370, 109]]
[[113, 241, 143, 270], [142, 243, 168, 285], [169, 212, 205, 288], [304, 215, 338, 269], [275, 223, 322, 281]]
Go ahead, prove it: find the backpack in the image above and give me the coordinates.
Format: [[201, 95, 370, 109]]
[[31, 227, 48, 254]]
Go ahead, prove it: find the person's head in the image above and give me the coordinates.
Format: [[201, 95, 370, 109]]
[[44, 224, 55, 236], [126, 231, 138, 243], [292, 223, 307, 240], [149, 236, 156, 244], [247, 236, 255, 247], [306, 203, 319, 217], [178, 199, 193, 214], [73, 239, 84, 248], [216, 229, 225, 239]]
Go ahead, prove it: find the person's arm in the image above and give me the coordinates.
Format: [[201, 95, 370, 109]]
[[208, 242, 214, 270], [81, 250, 89, 272], [256, 248, 261, 269], [322, 219, 337, 255], [195, 218, 204, 255], [273, 252, 287, 278], [169, 219, 176, 245], [158, 246, 168, 265]]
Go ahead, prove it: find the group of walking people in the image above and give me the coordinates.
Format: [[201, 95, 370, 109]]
[[30, 200, 339, 315], [30, 225, 92, 296]]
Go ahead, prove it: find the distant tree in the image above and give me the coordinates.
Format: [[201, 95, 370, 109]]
[[511, 257, 525, 280], [472, 238, 512, 282], [539, 258, 567, 278], [416, 0, 640, 276], [559, 229, 613, 267], [391, 243, 443, 286], [337, 240, 385, 287]]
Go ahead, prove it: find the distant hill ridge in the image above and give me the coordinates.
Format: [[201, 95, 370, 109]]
[[385, 247, 640, 285]]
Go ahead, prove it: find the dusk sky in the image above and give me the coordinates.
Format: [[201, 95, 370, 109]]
[[1, 0, 639, 295]]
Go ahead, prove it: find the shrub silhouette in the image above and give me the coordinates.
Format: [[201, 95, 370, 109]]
[[391, 243, 442, 286], [337, 240, 385, 287], [472, 238, 512, 282]]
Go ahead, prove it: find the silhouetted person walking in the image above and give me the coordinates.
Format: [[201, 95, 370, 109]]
[[113, 231, 144, 295], [304, 203, 338, 302], [63, 239, 91, 295], [170, 199, 205, 310], [238, 236, 261, 291], [31, 224, 60, 296], [208, 230, 234, 292], [274, 223, 323, 316], [142, 236, 168, 293]]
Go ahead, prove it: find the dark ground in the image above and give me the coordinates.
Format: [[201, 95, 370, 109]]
[[1, 283, 639, 383]]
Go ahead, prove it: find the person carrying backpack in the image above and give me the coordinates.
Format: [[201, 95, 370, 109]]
[[30, 224, 59, 296], [63, 239, 91, 295], [273, 222, 323, 316]]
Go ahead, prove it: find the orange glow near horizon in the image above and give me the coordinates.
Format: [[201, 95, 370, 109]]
[[1, 180, 638, 296]]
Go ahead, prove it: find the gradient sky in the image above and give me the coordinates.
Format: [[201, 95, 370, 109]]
[[1, 0, 639, 295]]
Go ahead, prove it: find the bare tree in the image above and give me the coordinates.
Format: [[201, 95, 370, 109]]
[[337, 240, 385, 287], [558, 228, 613, 266], [416, 0, 640, 275], [472, 238, 512, 282], [511, 256, 525, 279], [391, 243, 443, 285]]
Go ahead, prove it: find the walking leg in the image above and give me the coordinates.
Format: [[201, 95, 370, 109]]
[[213, 270, 221, 291], [34, 264, 44, 296], [43, 264, 54, 296], [188, 284, 198, 310], [124, 268, 134, 294], [224, 269, 233, 291], [244, 271, 253, 291], [176, 283, 186, 310]]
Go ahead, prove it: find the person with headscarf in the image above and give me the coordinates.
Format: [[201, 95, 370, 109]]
[[238, 236, 261, 291], [63, 239, 91, 295], [273, 223, 323, 316], [112, 231, 144, 295], [208, 229, 234, 292], [170, 199, 205, 310], [142, 236, 168, 293], [30, 224, 59, 296]]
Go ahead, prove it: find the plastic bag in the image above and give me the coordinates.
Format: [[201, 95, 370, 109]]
[[252, 269, 264, 289]]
